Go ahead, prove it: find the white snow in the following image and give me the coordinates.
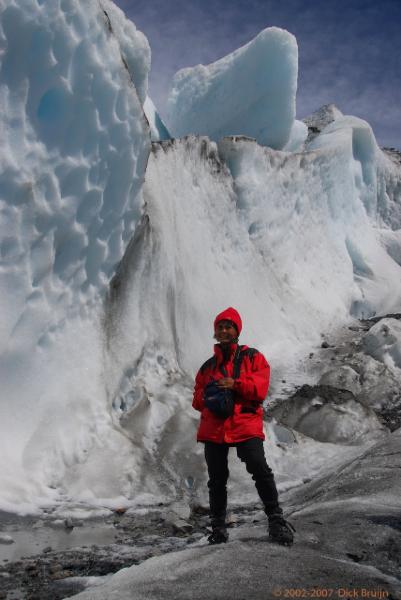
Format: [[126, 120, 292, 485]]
[[167, 27, 298, 149]]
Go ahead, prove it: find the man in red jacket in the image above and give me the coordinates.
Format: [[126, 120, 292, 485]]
[[193, 307, 294, 546]]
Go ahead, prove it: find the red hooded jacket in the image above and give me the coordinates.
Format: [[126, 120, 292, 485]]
[[192, 342, 270, 444]]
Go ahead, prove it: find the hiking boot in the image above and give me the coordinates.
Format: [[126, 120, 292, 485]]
[[268, 514, 295, 546], [208, 527, 228, 545]]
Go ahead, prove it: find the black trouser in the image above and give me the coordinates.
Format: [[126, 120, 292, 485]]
[[204, 438, 282, 528]]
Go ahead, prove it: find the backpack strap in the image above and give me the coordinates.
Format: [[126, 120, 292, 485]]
[[236, 347, 260, 412], [244, 347, 258, 358], [219, 345, 241, 378], [200, 346, 259, 377], [199, 355, 217, 374], [233, 346, 258, 378]]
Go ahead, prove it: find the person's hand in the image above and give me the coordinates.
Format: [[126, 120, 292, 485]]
[[217, 377, 235, 389]]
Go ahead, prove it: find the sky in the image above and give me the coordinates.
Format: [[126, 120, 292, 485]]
[[114, 0, 401, 149]]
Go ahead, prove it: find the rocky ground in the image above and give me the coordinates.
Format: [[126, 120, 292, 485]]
[[0, 502, 305, 599], [1, 315, 400, 599], [0, 506, 211, 599]]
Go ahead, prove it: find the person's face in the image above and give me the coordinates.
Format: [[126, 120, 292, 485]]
[[214, 320, 238, 344]]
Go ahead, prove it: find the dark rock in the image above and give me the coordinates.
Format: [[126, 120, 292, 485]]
[[346, 551, 367, 563], [170, 519, 193, 534], [190, 503, 209, 517], [360, 312, 401, 330], [0, 534, 14, 545], [269, 384, 385, 443], [113, 507, 128, 515], [64, 518, 74, 530], [319, 365, 361, 396]]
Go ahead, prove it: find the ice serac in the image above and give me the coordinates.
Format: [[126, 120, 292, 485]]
[[167, 27, 298, 149], [144, 96, 171, 141], [0, 0, 150, 511], [219, 119, 401, 322], [308, 114, 401, 252]]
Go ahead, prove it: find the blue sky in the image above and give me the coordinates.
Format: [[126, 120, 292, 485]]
[[114, 0, 401, 149]]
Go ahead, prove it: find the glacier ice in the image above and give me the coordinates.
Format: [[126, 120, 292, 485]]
[[282, 119, 308, 152], [99, 0, 151, 105], [103, 130, 401, 509], [167, 27, 298, 149], [0, 0, 150, 511], [144, 96, 171, 141], [362, 318, 401, 370], [218, 131, 401, 321], [0, 0, 401, 516]]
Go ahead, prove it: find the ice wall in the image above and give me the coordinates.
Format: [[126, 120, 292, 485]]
[[103, 136, 318, 507], [167, 27, 298, 149], [104, 130, 401, 508], [111, 132, 401, 386], [0, 0, 150, 511], [221, 120, 401, 322]]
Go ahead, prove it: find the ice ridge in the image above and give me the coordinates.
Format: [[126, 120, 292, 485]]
[[167, 27, 298, 150]]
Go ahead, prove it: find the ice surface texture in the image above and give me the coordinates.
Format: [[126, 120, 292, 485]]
[[219, 126, 401, 324], [1, 1, 401, 514], [0, 0, 150, 510], [167, 27, 298, 149]]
